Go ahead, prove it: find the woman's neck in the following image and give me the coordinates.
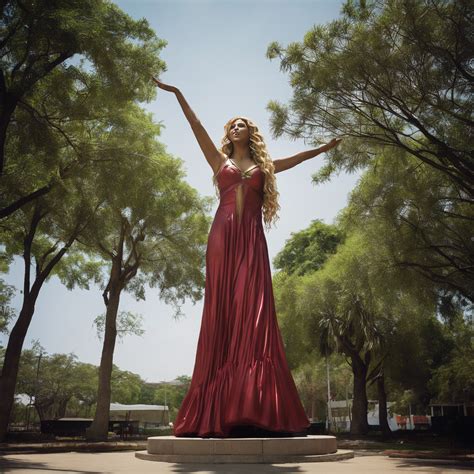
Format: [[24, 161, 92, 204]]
[[231, 144, 253, 163]]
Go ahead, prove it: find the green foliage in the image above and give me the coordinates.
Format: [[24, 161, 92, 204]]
[[0, 277, 15, 334], [139, 384, 157, 405], [94, 311, 145, 342], [1, 0, 167, 214], [273, 219, 344, 275], [142, 427, 173, 436], [384, 309, 454, 410], [338, 147, 474, 304], [298, 232, 395, 358], [14, 343, 182, 419], [110, 366, 143, 404], [428, 314, 474, 403], [273, 220, 345, 370], [16, 341, 98, 421], [273, 271, 313, 369], [269, 0, 473, 416], [266, 0, 473, 195], [151, 376, 191, 422], [0, 1, 213, 441], [292, 354, 353, 422], [273, 148, 472, 413], [1, 0, 166, 111], [1, 100, 212, 318]]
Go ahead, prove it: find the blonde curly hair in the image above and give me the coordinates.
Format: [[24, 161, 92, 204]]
[[212, 116, 280, 230]]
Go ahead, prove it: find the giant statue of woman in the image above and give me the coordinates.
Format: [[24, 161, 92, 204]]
[[152, 76, 341, 438]]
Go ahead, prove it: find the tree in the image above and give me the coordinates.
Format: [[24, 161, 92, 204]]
[[298, 232, 404, 435], [17, 346, 82, 421], [15, 345, 160, 421], [293, 358, 326, 422], [152, 376, 191, 423], [339, 148, 474, 304], [0, 265, 15, 334], [273, 219, 344, 276], [0, 0, 166, 181], [0, 174, 101, 441], [73, 108, 211, 441], [94, 311, 145, 343], [110, 366, 143, 405], [383, 305, 454, 412], [273, 220, 344, 369], [266, 0, 473, 196], [292, 354, 352, 424], [335, 135, 473, 415], [139, 383, 156, 405], [67, 363, 99, 418], [273, 271, 313, 370], [273, 218, 392, 433], [0, 102, 210, 443], [428, 313, 474, 404]]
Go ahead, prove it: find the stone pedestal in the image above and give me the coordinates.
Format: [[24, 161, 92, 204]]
[[135, 435, 354, 463]]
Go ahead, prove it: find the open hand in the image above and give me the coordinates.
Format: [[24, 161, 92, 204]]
[[321, 137, 342, 152], [151, 76, 179, 94]]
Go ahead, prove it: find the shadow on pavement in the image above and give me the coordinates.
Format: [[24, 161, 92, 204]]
[[170, 463, 305, 473], [0, 456, 102, 474], [392, 458, 474, 472]]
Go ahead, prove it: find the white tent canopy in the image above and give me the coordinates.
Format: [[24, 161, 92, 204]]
[[110, 403, 168, 411], [109, 403, 170, 426]]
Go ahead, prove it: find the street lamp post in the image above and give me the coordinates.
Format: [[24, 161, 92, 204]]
[[326, 357, 332, 433], [164, 385, 167, 425]]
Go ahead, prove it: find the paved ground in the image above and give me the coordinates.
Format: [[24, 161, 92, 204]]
[[0, 451, 473, 473]]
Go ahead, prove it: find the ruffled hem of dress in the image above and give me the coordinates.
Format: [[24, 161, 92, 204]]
[[173, 356, 310, 438]]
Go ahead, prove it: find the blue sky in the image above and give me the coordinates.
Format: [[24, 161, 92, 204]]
[[3, 0, 360, 384]]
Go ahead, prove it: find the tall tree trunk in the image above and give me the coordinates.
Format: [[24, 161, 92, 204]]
[[0, 299, 37, 441], [34, 403, 49, 422], [85, 270, 122, 441], [350, 356, 369, 435], [0, 202, 76, 441], [56, 398, 70, 419], [0, 93, 17, 176], [377, 372, 391, 436]]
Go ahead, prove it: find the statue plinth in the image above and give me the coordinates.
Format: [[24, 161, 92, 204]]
[[135, 435, 354, 463]]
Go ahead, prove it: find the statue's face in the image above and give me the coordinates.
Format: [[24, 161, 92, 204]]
[[229, 119, 250, 145]]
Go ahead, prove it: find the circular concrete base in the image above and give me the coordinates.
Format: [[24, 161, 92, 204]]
[[134, 435, 354, 464]]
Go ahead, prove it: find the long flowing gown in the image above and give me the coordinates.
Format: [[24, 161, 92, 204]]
[[173, 157, 310, 438]]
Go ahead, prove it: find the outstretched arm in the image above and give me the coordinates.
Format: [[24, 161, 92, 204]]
[[273, 138, 342, 174], [151, 76, 225, 174]]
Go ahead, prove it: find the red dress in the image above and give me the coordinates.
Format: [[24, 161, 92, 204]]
[[173, 158, 310, 437]]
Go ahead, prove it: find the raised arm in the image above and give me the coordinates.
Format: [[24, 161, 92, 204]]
[[151, 76, 225, 174], [273, 138, 342, 174]]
